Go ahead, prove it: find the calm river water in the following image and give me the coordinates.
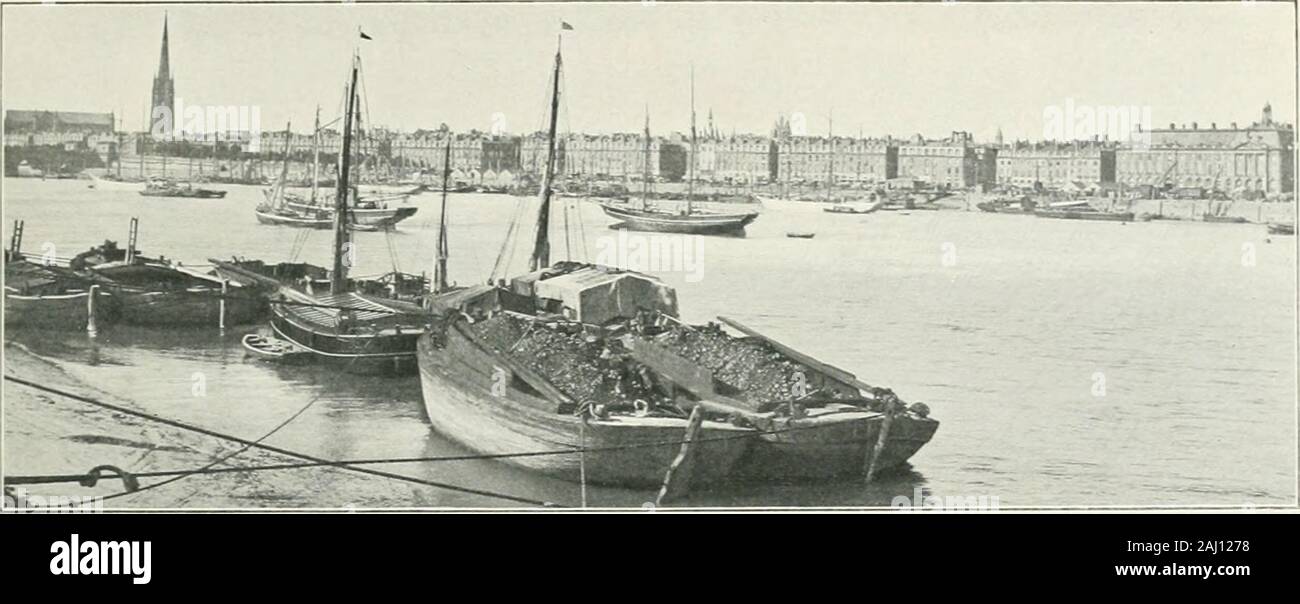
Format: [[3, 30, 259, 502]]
[[3, 177, 1295, 508]]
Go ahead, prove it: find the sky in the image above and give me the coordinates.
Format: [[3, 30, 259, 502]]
[[2, 2, 1296, 142]]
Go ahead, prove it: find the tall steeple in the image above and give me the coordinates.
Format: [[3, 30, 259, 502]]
[[150, 14, 175, 137]]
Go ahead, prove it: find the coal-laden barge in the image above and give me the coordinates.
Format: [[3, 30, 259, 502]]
[[417, 28, 936, 490], [418, 263, 937, 488]]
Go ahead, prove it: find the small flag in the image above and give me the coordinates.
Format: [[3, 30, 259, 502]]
[[360, 31, 373, 40], [561, 21, 574, 30]]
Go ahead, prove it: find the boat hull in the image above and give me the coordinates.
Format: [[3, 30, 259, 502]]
[[417, 328, 753, 487], [3, 289, 116, 330], [140, 189, 227, 199], [1033, 209, 1134, 222], [1203, 214, 1248, 224], [254, 209, 334, 229], [242, 334, 315, 365], [111, 288, 263, 326], [269, 303, 422, 376], [599, 203, 759, 235], [278, 202, 419, 229], [737, 408, 939, 481]]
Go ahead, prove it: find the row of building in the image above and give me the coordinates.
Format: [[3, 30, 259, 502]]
[[8, 15, 1292, 195], [6, 104, 1295, 195]]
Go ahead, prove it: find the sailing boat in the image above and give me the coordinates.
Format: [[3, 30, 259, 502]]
[[255, 122, 335, 228], [246, 47, 427, 375], [822, 114, 884, 215], [416, 27, 937, 489], [598, 68, 759, 236], [255, 99, 418, 231]]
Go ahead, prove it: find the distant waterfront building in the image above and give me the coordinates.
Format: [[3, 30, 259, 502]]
[[897, 131, 977, 188], [150, 15, 176, 136], [1115, 104, 1294, 195], [4, 110, 117, 149], [697, 134, 772, 183], [996, 140, 1116, 189], [553, 132, 661, 181], [775, 135, 897, 185]]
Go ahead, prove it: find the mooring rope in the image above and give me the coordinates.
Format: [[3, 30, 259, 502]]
[[3, 375, 560, 507]]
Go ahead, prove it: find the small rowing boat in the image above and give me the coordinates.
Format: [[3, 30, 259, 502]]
[[786, 232, 816, 239], [242, 333, 315, 365]]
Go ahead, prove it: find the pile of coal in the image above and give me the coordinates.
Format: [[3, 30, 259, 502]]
[[659, 324, 804, 405], [469, 314, 628, 408]]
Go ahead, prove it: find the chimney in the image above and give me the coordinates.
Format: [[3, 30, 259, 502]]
[[1169, 123, 1176, 129], [1192, 122, 1198, 129], [1211, 122, 1217, 129], [1231, 122, 1238, 129]]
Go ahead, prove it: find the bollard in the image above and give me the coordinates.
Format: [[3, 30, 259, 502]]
[[85, 285, 99, 337]]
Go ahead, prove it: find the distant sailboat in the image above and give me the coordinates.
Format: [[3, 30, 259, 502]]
[[598, 67, 759, 235]]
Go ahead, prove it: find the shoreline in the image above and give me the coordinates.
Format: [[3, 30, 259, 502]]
[[3, 341, 404, 509]]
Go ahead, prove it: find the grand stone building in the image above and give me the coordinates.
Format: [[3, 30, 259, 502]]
[[1115, 104, 1294, 195], [996, 141, 1116, 189], [774, 136, 897, 185], [897, 132, 978, 188]]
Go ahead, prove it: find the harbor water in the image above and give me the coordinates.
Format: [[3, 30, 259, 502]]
[[3, 178, 1295, 508]]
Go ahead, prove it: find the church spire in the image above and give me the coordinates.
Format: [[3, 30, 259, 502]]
[[150, 13, 176, 136], [157, 13, 170, 79]]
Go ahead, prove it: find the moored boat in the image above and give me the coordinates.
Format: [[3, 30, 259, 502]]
[[80, 255, 263, 326], [417, 29, 937, 490], [823, 198, 884, 214], [1267, 222, 1295, 235], [139, 181, 227, 198], [242, 333, 315, 365], [3, 252, 117, 331], [599, 201, 759, 235], [597, 68, 759, 236], [252, 46, 428, 375], [1033, 207, 1134, 222]]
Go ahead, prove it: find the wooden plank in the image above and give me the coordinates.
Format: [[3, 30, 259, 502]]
[[655, 406, 705, 506], [716, 315, 878, 395], [864, 395, 897, 483], [626, 337, 716, 397], [625, 337, 772, 426]]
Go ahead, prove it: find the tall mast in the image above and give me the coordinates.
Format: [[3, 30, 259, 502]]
[[331, 55, 360, 295], [642, 105, 652, 210], [687, 65, 696, 214], [276, 121, 292, 208], [433, 137, 452, 294], [826, 109, 833, 202], [530, 35, 563, 272], [311, 105, 321, 203]]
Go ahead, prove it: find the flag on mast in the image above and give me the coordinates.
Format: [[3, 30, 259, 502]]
[[360, 31, 373, 40], [561, 21, 574, 30]]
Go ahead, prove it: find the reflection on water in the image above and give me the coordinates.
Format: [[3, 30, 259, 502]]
[[3, 178, 1295, 507]]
